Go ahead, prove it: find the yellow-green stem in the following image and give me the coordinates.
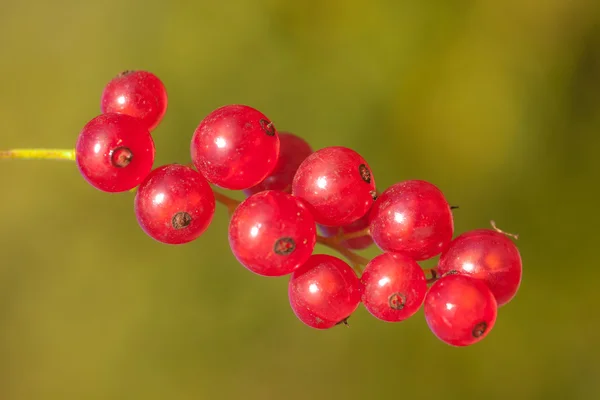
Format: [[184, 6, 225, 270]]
[[0, 148, 75, 161], [0, 147, 380, 276]]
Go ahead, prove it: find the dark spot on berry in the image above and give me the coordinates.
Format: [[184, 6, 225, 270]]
[[443, 270, 459, 277], [388, 292, 406, 310], [274, 237, 295, 255], [472, 321, 488, 338], [259, 119, 276, 136], [110, 146, 133, 168], [370, 190, 378, 201], [358, 164, 371, 183], [118, 70, 134, 77], [172, 212, 192, 229]]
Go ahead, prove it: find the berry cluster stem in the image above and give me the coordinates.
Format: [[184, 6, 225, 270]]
[[0, 147, 383, 276], [0, 148, 75, 161]]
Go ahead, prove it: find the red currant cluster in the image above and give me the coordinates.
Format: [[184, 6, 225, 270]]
[[48, 70, 522, 347]]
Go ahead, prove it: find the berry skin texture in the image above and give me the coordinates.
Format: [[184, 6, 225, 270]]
[[292, 146, 376, 227], [75, 113, 155, 193], [100, 70, 168, 131], [244, 132, 313, 196], [228, 190, 317, 277], [134, 164, 215, 244], [288, 254, 362, 329], [361, 252, 427, 322], [191, 104, 280, 190], [424, 274, 498, 347], [437, 229, 522, 306], [369, 180, 453, 261]]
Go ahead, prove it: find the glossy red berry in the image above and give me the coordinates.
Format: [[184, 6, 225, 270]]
[[361, 252, 427, 322], [100, 70, 168, 131], [318, 207, 374, 250], [369, 180, 453, 260], [134, 164, 215, 244], [191, 104, 280, 190], [437, 229, 522, 306], [244, 132, 313, 196], [228, 190, 317, 277], [75, 113, 155, 193], [424, 274, 497, 347], [292, 146, 376, 227], [288, 254, 362, 329]]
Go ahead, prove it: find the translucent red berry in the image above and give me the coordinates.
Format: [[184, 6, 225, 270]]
[[292, 146, 376, 227], [361, 252, 427, 322], [75, 113, 155, 193], [134, 164, 215, 244], [244, 132, 313, 196], [369, 180, 453, 260], [100, 70, 168, 131], [437, 229, 522, 306], [424, 274, 497, 347], [228, 190, 317, 277], [288, 254, 362, 329], [318, 207, 374, 250], [191, 104, 280, 190]]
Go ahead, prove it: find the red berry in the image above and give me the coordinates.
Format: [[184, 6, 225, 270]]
[[191, 104, 280, 190], [292, 146, 376, 226], [244, 132, 313, 196], [369, 180, 453, 260], [424, 274, 497, 347], [228, 190, 317, 277], [288, 254, 362, 329], [361, 252, 427, 322], [437, 229, 522, 306], [134, 164, 215, 244], [318, 207, 374, 250], [100, 70, 168, 131], [75, 113, 155, 193]]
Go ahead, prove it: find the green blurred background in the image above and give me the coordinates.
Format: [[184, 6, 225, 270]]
[[1, 0, 599, 399]]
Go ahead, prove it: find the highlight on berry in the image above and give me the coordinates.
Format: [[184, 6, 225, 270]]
[[0, 70, 523, 347]]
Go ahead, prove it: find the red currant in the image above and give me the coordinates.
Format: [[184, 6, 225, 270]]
[[292, 146, 376, 227], [228, 190, 317, 277], [244, 132, 313, 196], [100, 70, 168, 131], [191, 104, 280, 190], [288, 254, 362, 329], [361, 252, 427, 322], [134, 164, 215, 244], [437, 229, 522, 306], [369, 180, 453, 260], [318, 207, 373, 250], [424, 274, 497, 346], [75, 113, 155, 193]]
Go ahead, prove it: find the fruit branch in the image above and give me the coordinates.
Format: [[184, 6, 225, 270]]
[[0, 148, 75, 161], [0, 147, 373, 274]]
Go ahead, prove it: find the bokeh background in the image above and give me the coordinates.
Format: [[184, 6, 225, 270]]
[[1, 0, 599, 399]]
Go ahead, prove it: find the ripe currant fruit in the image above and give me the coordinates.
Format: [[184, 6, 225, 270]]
[[244, 132, 313, 196], [134, 164, 216, 244], [228, 190, 317, 277], [424, 274, 498, 347], [100, 70, 168, 131], [288, 254, 362, 329], [292, 146, 376, 227], [191, 104, 280, 190], [361, 252, 428, 322], [437, 228, 522, 306], [369, 180, 454, 260], [75, 113, 155, 193]]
